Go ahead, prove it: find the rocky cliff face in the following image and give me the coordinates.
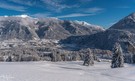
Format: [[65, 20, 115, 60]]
[[0, 16, 104, 40]]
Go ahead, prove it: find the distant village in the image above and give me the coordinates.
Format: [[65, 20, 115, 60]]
[[0, 39, 59, 49]]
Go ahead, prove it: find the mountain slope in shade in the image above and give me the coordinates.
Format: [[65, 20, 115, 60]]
[[61, 29, 133, 50], [0, 15, 104, 40], [61, 12, 135, 52]]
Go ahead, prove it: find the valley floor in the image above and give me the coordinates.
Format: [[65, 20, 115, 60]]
[[0, 61, 134, 81]]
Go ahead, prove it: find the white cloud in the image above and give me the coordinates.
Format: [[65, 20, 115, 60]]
[[31, 13, 52, 18], [85, 7, 104, 13], [110, 22, 117, 26], [8, 0, 37, 6], [79, 0, 92, 2], [0, 2, 26, 12], [41, 0, 78, 12], [56, 13, 95, 18], [31, 12, 95, 18], [116, 6, 130, 9], [9, 0, 78, 12]]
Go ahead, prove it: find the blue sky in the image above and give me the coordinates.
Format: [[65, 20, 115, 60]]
[[0, 0, 135, 28]]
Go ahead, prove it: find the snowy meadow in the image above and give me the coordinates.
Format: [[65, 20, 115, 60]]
[[0, 61, 134, 81]]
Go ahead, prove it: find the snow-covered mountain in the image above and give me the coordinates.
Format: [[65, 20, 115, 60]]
[[62, 12, 135, 47], [61, 12, 135, 63], [110, 13, 135, 30], [0, 15, 104, 40]]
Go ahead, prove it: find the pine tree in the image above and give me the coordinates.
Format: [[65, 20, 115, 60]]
[[6, 56, 12, 62], [111, 42, 124, 68], [83, 49, 94, 66]]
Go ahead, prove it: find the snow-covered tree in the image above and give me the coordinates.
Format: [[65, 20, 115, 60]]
[[6, 56, 12, 62], [111, 42, 124, 68], [83, 49, 94, 66]]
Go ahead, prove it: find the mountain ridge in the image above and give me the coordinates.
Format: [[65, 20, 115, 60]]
[[61, 12, 135, 52], [0, 15, 104, 40]]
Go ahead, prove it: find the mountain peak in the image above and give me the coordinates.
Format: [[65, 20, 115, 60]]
[[14, 15, 30, 18], [74, 20, 92, 26], [0, 15, 31, 18], [125, 12, 135, 20], [110, 12, 135, 30], [73, 20, 104, 30], [0, 16, 104, 40], [128, 12, 135, 17]]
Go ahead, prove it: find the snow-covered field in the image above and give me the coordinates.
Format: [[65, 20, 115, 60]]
[[0, 61, 134, 81]]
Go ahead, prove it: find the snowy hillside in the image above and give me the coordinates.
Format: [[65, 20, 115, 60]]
[[0, 61, 134, 81], [0, 15, 104, 40]]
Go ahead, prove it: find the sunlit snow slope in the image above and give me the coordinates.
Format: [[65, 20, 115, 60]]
[[0, 61, 134, 81]]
